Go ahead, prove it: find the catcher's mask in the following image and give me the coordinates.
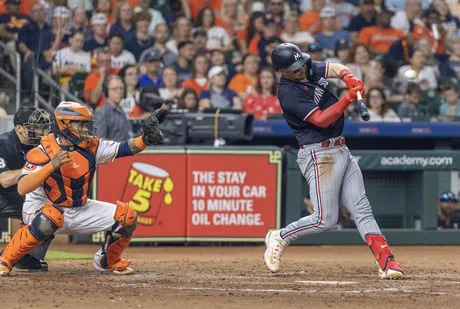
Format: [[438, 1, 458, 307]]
[[54, 102, 96, 148], [14, 107, 52, 146]]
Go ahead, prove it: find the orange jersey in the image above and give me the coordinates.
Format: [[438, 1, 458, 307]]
[[188, 0, 222, 20], [20, 134, 122, 207], [412, 24, 446, 54], [182, 78, 209, 95], [228, 73, 258, 96], [299, 11, 321, 34], [0, 0, 37, 15], [84, 69, 119, 108], [358, 26, 404, 53]]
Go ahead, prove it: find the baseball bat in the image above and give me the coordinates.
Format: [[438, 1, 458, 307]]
[[357, 91, 370, 121]]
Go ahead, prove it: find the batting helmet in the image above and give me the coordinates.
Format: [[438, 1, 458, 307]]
[[271, 43, 311, 71]]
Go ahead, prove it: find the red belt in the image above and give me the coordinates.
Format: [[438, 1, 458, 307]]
[[299, 137, 346, 149]]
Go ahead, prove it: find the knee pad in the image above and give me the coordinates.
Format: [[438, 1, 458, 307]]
[[112, 201, 137, 237], [29, 204, 64, 241]]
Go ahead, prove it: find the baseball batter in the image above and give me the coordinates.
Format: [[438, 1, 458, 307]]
[[0, 102, 167, 276], [264, 43, 404, 280]]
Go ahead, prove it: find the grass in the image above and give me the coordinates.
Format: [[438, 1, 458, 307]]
[[44, 250, 93, 260]]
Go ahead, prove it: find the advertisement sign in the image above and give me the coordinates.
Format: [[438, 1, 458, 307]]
[[186, 149, 282, 241], [95, 149, 188, 241], [0, 218, 11, 243], [94, 148, 282, 242]]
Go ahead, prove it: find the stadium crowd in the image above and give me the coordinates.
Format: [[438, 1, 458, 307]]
[[0, 0, 459, 126]]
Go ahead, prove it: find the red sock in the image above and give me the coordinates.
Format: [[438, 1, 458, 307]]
[[365, 234, 395, 271]]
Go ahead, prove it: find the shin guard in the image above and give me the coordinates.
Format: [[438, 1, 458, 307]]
[[99, 201, 137, 269], [365, 234, 395, 271]]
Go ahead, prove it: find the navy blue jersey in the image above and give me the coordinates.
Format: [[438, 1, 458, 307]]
[[277, 61, 344, 145]]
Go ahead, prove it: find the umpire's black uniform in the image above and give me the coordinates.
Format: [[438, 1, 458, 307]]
[[0, 130, 33, 219]]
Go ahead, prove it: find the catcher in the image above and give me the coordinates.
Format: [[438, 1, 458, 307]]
[[0, 101, 167, 276]]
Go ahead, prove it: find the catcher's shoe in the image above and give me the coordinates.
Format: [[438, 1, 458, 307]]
[[264, 230, 287, 273], [14, 255, 48, 272], [0, 259, 12, 277], [378, 260, 404, 280], [93, 253, 135, 275]]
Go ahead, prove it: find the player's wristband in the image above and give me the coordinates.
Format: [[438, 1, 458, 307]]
[[135, 136, 147, 150], [339, 69, 352, 80]]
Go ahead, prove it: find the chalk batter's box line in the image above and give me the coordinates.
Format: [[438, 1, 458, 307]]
[[130, 237, 267, 242]]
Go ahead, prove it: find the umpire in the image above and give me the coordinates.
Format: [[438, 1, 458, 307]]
[[0, 107, 52, 271]]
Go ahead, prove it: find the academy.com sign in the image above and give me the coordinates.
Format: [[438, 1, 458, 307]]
[[380, 155, 454, 167]]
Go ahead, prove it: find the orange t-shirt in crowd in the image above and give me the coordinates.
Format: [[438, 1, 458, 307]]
[[0, 0, 37, 14], [188, 0, 222, 20], [228, 73, 258, 96], [182, 78, 209, 96], [215, 16, 245, 39], [412, 24, 446, 54], [299, 11, 322, 34], [83, 68, 120, 109], [248, 35, 261, 55], [243, 93, 282, 120], [358, 26, 404, 53]]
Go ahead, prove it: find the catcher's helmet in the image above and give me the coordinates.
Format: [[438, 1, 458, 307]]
[[54, 102, 95, 148], [271, 43, 311, 71]]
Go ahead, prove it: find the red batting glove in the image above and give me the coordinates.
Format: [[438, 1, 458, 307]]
[[340, 69, 365, 96], [345, 86, 361, 103]]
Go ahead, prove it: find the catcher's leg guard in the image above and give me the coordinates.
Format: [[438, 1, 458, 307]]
[[0, 204, 63, 276], [94, 201, 137, 274]]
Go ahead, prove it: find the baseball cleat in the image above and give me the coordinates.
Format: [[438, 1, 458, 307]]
[[264, 230, 287, 273], [14, 255, 48, 272], [93, 254, 135, 275], [378, 260, 404, 280], [0, 259, 12, 277]]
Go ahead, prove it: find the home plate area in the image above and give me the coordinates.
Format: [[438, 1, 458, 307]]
[[1, 244, 460, 309]]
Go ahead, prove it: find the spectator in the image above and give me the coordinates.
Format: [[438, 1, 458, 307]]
[[94, 75, 133, 141], [107, 32, 136, 69], [266, 0, 285, 27], [416, 37, 439, 66], [228, 53, 259, 100], [438, 191, 460, 229], [188, 0, 222, 21], [412, 8, 446, 54], [95, 0, 114, 26], [257, 14, 282, 61], [348, 43, 376, 84], [0, 0, 30, 72], [262, 37, 283, 67], [178, 88, 199, 111], [438, 33, 460, 78], [70, 8, 92, 40], [84, 50, 119, 108], [326, 39, 352, 88], [243, 67, 281, 120], [215, 0, 245, 40], [139, 24, 178, 66], [199, 66, 242, 110], [159, 66, 183, 102], [134, 0, 166, 34], [327, 0, 357, 29], [281, 12, 314, 50], [308, 42, 326, 61], [67, 0, 93, 13], [42, 0, 60, 25], [433, 0, 460, 33], [52, 30, 91, 89], [172, 41, 196, 84], [83, 13, 108, 52], [182, 54, 209, 96], [385, 34, 415, 67], [139, 49, 163, 88], [118, 64, 147, 118], [315, 7, 352, 55], [125, 11, 154, 61], [166, 16, 192, 54], [359, 8, 404, 55], [51, 6, 71, 44], [246, 11, 265, 55], [390, 0, 422, 35], [18, 3, 62, 97], [439, 83, 460, 118], [347, 0, 376, 41], [299, 0, 326, 35], [397, 82, 425, 118], [109, 2, 135, 42], [195, 6, 232, 51], [192, 27, 209, 55], [395, 49, 437, 93], [365, 87, 401, 122]]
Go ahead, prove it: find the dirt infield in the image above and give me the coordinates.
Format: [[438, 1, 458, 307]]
[[1, 244, 460, 309]]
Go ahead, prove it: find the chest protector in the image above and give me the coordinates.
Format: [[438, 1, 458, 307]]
[[39, 134, 99, 207]]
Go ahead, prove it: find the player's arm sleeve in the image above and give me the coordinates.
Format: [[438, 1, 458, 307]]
[[17, 163, 53, 195], [95, 139, 122, 164]]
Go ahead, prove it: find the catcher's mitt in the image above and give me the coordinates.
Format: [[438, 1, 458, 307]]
[[141, 106, 168, 146]]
